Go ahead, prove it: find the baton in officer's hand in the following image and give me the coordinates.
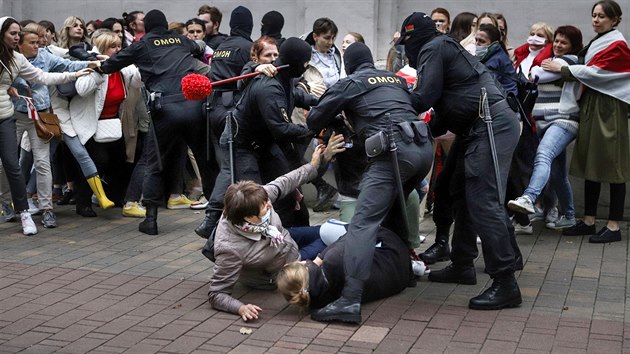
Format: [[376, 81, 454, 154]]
[[182, 64, 290, 100]]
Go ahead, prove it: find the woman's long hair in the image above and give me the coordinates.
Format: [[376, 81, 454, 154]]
[[0, 18, 18, 78], [58, 16, 89, 49]]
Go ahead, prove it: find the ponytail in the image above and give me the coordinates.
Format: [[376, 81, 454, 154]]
[[277, 262, 310, 308]]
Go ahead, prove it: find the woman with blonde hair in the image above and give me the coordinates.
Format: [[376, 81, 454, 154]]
[[56, 16, 90, 50], [513, 22, 554, 75], [68, 30, 143, 216], [278, 227, 422, 317]]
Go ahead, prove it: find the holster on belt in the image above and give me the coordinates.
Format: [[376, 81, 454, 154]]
[[397, 121, 430, 145]]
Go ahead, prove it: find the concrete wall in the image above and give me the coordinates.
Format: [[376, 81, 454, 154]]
[[7, 0, 630, 60]]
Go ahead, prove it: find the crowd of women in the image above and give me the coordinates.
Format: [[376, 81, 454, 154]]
[[0, 0, 628, 322]]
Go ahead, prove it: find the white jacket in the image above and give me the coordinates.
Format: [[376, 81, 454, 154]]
[[0, 52, 75, 119], [67, 59, 141, 144]]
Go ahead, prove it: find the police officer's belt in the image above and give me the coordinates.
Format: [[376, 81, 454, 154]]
[[161, 93, 187, 104], [488, 99, 514, 118]]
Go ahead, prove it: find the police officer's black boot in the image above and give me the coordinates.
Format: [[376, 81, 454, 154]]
[[312, 178, 338, 213], [469, 273, 522, 310], [195, 208, 221, 239], [139, 204, 158, 235], [311, 277, 362, 324], [419, 234, 450, 264], [428, 262, 476, 285]]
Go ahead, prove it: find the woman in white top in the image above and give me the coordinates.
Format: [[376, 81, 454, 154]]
[[0, 17, 90, 235]]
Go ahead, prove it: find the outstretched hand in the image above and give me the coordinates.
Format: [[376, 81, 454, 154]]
[[74, 68, 93, 78], [324, 132, 346, 161], [238, 304, 262, 322]]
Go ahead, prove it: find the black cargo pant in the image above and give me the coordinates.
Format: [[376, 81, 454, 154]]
[[342, 130, 433, 299], [143, 96, 218, 207], [449, 104, 521, 277]]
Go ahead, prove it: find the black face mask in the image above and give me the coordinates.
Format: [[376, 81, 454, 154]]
[[278, 37, 311, 78], [229, 6, 253, 40], [343, 42, 374, 75], [144, 9, 167, 33], [404, 31, 438, 68], [261, 10, 284, 39]]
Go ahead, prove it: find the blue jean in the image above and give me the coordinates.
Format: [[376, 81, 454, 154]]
[[63, 134, 98, 178], [287, 226, 326, 261], [523, 124, 576, 219]]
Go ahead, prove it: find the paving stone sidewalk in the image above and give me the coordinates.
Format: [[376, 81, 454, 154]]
[[0, 205, 629, 353]]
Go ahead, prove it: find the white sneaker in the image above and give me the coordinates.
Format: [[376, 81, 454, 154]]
[[190, 196, 209, 210], [21, 211, 37, 236], [507, 196, 535, 215], [514, 222, 533, 235], [545, 207, 559, 224], [27, 198, 40, 215], [412, 260, 430, 276]]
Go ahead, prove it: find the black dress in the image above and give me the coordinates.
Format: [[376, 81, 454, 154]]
[[307, 227, 413, 310]]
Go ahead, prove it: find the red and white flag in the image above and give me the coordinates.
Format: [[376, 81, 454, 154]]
[[18, 95, 39, 121], [569, 30, 630, 104]]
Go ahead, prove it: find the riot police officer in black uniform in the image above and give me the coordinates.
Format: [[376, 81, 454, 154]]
[[399, 12, 522, 310], [199, 38, 319, 261], [307, 42, 433, 323], [100, 9, 216, 235], [195, 6, 254, 239]]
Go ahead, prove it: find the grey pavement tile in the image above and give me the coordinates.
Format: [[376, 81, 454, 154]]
[[1, 211, 630, 352]]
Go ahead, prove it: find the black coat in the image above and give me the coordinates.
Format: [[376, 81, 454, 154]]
[[411, 35, 506, 136], [210, 35, 252, 92], [232, 72, 316, 149], [307, 227, 413, 309], [307, 64, 418, 140], [101, 28, 202, 94]]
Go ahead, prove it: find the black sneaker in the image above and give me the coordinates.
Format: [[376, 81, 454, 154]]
[[2, 201, 16, 222], [57, 189, 75, 206], [562, 220, 596, 236], [589, 227, 621, 243]]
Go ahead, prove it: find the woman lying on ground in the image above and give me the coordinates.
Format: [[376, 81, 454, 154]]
[[278, 225, 427, 323]]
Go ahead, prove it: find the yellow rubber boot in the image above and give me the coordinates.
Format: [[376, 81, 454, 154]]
[[86, 176, 115, 210]]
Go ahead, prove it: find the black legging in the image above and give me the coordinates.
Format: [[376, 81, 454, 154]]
[[584, 180, 626, 221]]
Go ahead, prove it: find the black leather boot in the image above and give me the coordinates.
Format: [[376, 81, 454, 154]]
[[419, 239, 450, 264], [428, 263, 476, 285], [311, 277, 362, 324], [195, 209, 221, 239], [312, 183, 338, 212], [139, 205, 158, 235], [469, 273, 522, 310], [76, 204, 97, 217]]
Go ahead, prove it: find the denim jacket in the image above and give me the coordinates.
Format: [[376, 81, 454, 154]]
[[12, 48, 88, 112]]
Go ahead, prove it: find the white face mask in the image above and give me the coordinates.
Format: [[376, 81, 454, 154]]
[[527, 35, 546, 46]]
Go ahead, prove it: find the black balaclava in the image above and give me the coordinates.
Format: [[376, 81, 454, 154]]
[[276, 37, 312, 78], [143, 9, 168, 33], [400, 12, 439, 68], [229, 6, 253, 41], [261, 11, 284, 41], [344, 42, 374, 75]]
